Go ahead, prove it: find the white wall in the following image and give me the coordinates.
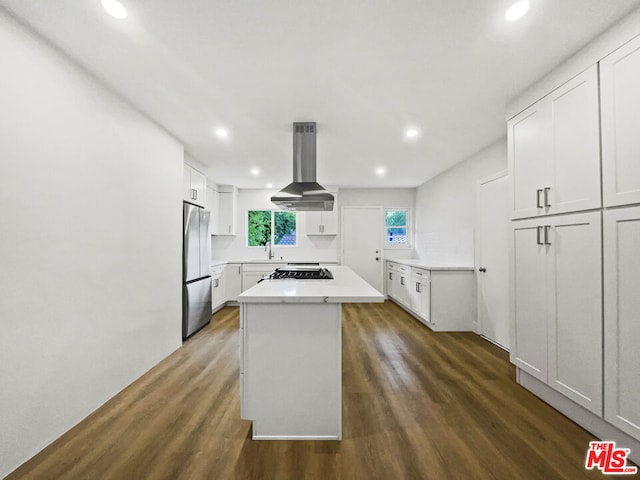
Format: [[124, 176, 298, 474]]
[[339, 188, 417, 260], [414, 139, 507, 266], [0, 13, 183, 477]]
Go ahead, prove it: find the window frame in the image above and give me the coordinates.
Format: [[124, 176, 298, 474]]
[[384, 207, 411, 249], [246, 209, 298, 248]]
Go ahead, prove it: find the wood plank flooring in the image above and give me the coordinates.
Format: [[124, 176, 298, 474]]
[[6, 301, 620, 479]]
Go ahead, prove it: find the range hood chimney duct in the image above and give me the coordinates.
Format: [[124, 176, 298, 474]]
[[271, 122, 334, 211]]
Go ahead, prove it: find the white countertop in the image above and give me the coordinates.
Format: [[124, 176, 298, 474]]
[[237, 266, 384, 304], [385, 258, 474, 271], [211, 259, 339, 267]]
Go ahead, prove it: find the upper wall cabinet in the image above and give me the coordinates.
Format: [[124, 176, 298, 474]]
[[216, 185, 237, 235], [601, 36, 640, 208], [508, 65, 601, 220], [205, 186, 220, 235], [306, 194, 338, 235], [184, 164, 206, 207]]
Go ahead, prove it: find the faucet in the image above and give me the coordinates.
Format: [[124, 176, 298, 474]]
[[265, 241, 274, 260]]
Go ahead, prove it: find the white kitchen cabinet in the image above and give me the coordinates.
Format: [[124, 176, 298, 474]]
[[224, 263, 242, 302], [511, 211, 602, 414], [601, 36, 640, 208], [508, 101, 549, 220], [211, 265, 225, 312], [386, 261, 474, 332], [604, 206, 640, 441], [511, 221, 548, 382], [386, 262, 399, 299], [216, 185, 237, 235], [395, 264, 411, 309], [508, 65, 601, 219], [206, 186, 220, 235], [410, 268, 430, 324], [306, 194, 338, 235], [183, 164, 206, 207]]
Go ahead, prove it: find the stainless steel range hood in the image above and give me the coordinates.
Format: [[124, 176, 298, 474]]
[[271, 122, 334, 211]]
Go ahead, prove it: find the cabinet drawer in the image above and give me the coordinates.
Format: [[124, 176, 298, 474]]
[[411, 267, 430, 280], [397, 265, 410, 274]]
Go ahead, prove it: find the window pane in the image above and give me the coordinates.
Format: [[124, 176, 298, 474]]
[[387, 227, 407, 244], [386, 210, 407, 227], [248, 210, 271, 246], [274, 211, 296, 246]]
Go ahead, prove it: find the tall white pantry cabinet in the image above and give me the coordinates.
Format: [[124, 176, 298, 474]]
[[508, 31, 640, 448]]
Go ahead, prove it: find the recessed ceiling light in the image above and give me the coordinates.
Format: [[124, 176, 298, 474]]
[[101, 0, 127, 19], [406, 129, 418, 138], [376, 168, 386, 176], [267, 183, 273, 188], [251, 168, 260, 176], [215, 128, 228, 138], [505, 0, 530, 22]]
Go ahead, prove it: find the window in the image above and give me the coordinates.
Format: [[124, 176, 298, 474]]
[[385, 208, 410, 247], [247, 210, 297, 247]]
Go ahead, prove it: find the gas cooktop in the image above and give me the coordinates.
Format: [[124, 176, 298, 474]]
[[265, 266, 334, 280]]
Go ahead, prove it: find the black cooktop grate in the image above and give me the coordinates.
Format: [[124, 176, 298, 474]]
[[266, 267, 334, 280]]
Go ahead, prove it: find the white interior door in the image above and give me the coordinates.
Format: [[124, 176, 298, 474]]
[[341, 207, 383, 292], [477, 172, 510, 349]]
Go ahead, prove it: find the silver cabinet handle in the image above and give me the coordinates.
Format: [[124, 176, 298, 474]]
[[416, 282, 421, 293], [194, 189, 198, 200], [228, 225, 231, 233], [536, 189, 543, 208], [400, 277, 405, 286], [544, 225, 551, 245], [544, 187, 550, 208], [536, 226, 543, 245], [389, 272, 392, 280]]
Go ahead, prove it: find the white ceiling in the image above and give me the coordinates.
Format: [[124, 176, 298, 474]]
[[2, 1, 639, 188]]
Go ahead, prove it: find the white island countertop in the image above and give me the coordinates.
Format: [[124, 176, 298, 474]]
[[237, 266, 384, 304]]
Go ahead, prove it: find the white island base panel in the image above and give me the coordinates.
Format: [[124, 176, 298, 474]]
[[240, 302, 342, 440]]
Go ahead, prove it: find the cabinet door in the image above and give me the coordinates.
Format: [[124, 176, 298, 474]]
[[547, 212, 602, 415], [190, 169, 206, 207], [604, 206, 640, 440], [225, 264, 242, 301], [411, 277, 430, 323], [386, 264, 394, 298], [212, 274, 224, 310], [601, 36, 640, 207], [321, 208, 338, 235], [410, 278, 422, 316], [183, 165, 193, 202], [205, 187, 219, 235], [508, 101, 550, 220], [218, 192, 236, 235], [547, 66, 601, 215], [305, 212, 323, 234], [398, 270, 411, 308], [511, 220, 548, 382]]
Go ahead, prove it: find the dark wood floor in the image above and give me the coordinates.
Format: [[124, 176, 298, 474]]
[[7, 301, 617, 479]]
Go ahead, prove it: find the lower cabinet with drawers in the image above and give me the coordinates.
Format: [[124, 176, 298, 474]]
[[386, 260, 475, 332]]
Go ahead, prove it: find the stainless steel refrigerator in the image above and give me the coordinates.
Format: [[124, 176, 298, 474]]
[[183, 202, 212, 339]]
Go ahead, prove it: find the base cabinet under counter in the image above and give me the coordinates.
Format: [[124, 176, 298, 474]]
[[386, 261, 475, 332]]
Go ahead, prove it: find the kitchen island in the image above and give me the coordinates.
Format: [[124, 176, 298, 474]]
[[237, 266, 383, 440]]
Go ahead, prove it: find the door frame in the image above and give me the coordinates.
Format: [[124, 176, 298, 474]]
[[341, 206, 384, 292], [475, 169, 509, 349]]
